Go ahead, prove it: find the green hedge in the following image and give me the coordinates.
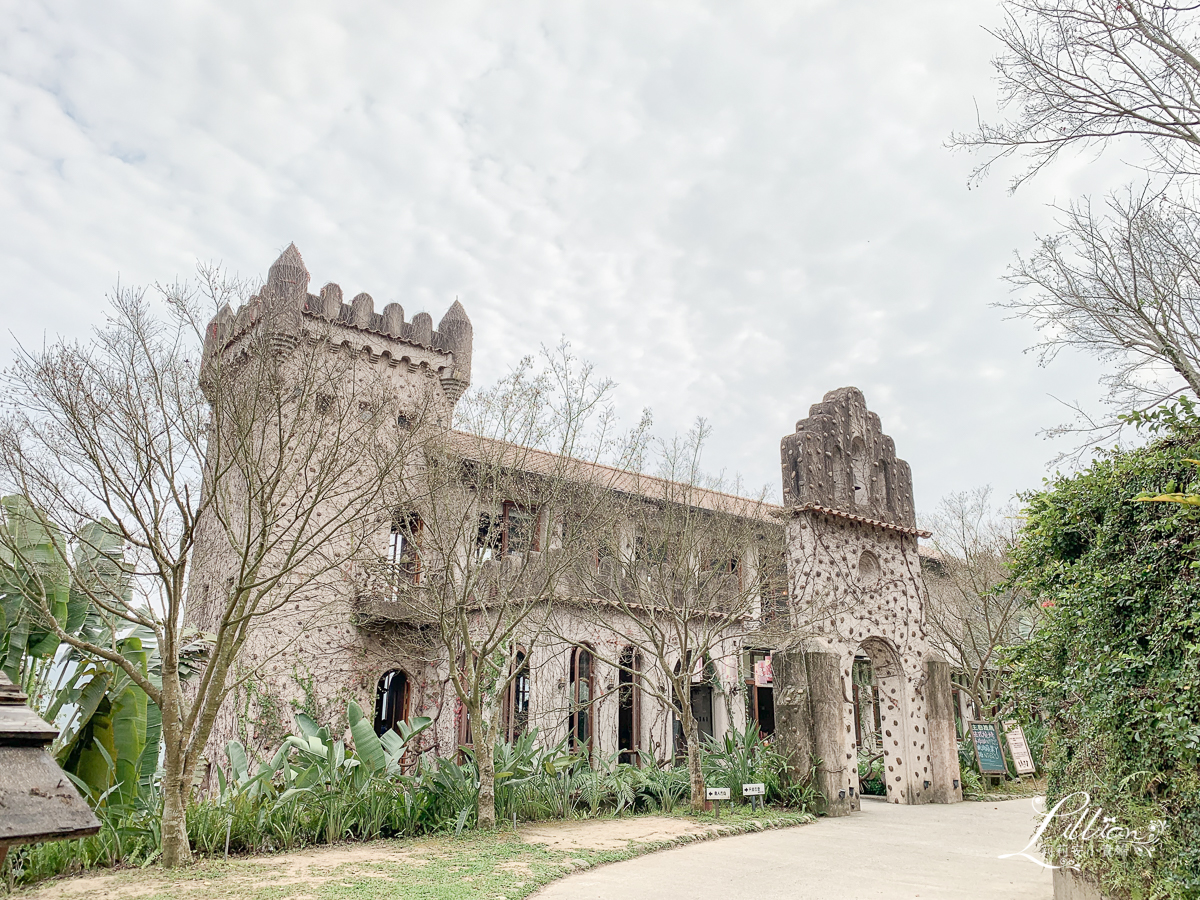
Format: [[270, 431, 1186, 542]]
[[1006, 436, 1200, 899]]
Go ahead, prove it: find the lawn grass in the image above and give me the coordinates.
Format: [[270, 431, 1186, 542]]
[[13, 806, 813, 900]]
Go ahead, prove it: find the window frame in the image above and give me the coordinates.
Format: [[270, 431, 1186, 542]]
[[568, 644, 595, 756], [503, 647, 531, 743]]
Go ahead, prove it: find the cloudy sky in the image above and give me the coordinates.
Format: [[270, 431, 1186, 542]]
[[2, 0, 1133, 513]]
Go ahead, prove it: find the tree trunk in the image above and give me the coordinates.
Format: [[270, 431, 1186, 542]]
[[476, 724, 496, 829], [160, 744, 192, 866], [685, 715, 705, 812], [159, 670, 193, 867]]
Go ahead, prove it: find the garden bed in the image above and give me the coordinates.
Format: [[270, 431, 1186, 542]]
[[11, 807, 813, 900]]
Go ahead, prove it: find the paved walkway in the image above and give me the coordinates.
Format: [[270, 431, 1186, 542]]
[[534, 797, 1053, 899]]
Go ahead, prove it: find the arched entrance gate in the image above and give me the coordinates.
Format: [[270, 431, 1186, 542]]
[[773, 388, 961, 815]]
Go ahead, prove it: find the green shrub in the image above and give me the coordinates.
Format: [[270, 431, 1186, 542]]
[[1006, 435, 1200, 898]]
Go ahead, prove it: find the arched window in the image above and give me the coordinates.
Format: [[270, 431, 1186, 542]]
[[568, 645, 595, 755], [617, 646, 641, 765], [373, 669, 410, 736], [503, 648, 531, 742]]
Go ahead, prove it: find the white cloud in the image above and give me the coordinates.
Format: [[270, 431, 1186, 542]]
[[0, 0, 1131, 511]]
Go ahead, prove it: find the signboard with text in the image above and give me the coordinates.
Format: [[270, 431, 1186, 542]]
[[742, 783, 765, 797], [968, 720, 1008, 775], [705, 787, 731, 801], [1003, 721, 1037, 775]]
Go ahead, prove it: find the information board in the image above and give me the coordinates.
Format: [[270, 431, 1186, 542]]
[[968, 720, 1008, 775], [705, 786, 731, 800], [1003, 721, 1037, 775], [742, 783, 765, 797]]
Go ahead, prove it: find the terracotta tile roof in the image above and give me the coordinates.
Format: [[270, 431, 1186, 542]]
[[442, 430, 936, 549], [780, 503, 933, 538], [444, 430, 781, 522]]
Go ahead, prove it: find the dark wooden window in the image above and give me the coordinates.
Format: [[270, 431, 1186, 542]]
[[373, 669, 410, 736], [503, 649, 531, 742], [389, 512, 422, 588], [568, 645, 595, 755], [617, 646, 641, 765], [745, 650, 775, 737], [476, 502, 539, 561]]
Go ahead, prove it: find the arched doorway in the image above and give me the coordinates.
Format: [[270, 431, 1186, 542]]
[[854, 637, 910, 804], [374, 669, 409, 736]]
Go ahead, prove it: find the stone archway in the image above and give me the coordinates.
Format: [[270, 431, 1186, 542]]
[[853, 637, 917, 804], [773, 387, 962, 815]]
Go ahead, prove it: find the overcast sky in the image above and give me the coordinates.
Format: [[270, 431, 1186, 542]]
[[2, 0, 1135, 514]]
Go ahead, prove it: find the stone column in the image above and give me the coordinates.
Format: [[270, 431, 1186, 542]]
[[806, 648, 853, 817], [924, 656, 963, 804], [771, 649, 814, 783]]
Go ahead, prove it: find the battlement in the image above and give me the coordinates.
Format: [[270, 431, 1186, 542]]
[[202, 244, 473, 400]]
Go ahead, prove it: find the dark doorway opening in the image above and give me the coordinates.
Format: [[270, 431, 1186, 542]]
[[374, 669, 409, 736]]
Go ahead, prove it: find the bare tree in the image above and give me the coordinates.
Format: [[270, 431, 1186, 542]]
[[923, 488, 1030, 716], [0, 269, 416, 865], [952, 2, 1200, 445], [566, 421, 778, 812], [954, 1, 1200, 190], [1008, 188, 1200, 441], [380, 346, 643, 829]]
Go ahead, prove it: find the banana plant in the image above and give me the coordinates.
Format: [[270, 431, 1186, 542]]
[[0, 497, 161, 805], [346, 698, 432, 775]]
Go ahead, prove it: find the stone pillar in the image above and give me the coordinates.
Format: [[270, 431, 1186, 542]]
[[924, 656, 963, 804], [771, 649, 814, 783], [806, 649, 853, 817]]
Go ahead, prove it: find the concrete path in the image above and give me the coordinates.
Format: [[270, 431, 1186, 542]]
[[534, 797, 1053, 899]]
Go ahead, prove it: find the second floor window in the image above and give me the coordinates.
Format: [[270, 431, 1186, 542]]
[[476, 502, 539, 561], [390, 512, 422, 586]]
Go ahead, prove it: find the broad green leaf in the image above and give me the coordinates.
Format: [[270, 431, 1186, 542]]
[[347, 699, 387, 775]]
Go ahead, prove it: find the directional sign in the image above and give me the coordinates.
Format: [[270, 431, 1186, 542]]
[[742, 783, 766, 797], [705, 786, 731, 801]]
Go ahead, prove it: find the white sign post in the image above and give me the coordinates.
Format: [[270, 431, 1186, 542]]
[[742, 782, 765, 811], [706, 786, 731, 818]]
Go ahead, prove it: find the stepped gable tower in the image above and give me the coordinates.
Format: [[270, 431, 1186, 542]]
[[772, 387, 961, 817], [780, 387, 915, 526], [201, 243, 474, 407]]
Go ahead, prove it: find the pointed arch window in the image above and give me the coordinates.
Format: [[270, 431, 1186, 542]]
[[617, 646, 641, 765], [503, 648, 531, 742], [568, 644, 595, 755]]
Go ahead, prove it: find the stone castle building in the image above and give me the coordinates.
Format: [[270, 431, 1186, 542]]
[[191, 245, 961, 811]]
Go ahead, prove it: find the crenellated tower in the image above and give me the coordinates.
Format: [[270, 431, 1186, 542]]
[[191, 244, 475, 776], [202, 243, 473, 410]]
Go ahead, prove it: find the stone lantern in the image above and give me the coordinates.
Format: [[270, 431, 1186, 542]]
[[0, 673, 100, 867]]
